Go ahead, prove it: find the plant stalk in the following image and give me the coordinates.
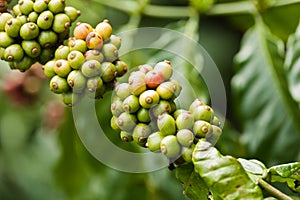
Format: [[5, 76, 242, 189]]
[[258, 179, 293, 200]]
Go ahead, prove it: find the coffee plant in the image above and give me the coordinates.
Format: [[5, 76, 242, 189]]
[[0, 0, 300, 199]]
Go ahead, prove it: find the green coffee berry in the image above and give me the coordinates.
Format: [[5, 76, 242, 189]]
[[67, 50, 85, 69], [205, 125, 222, 146], [123, 95, 140, 113], [64, 6, 80, 22], [86, 76, 103, 94], [50, 75, 70, 94], [43, 60, 56, 78], [116, 112, 137, 132], [13, 4, 22, 16], [115, 60, 128, 77], [176, 112, 194, 130], [173, 109, 189, 119], [191, 104, 214, 122], [0, 32, 14, 48], [148, 120, 158, 132], [108, 35, 121, 49], [150, 100, 171, 118], [154, 60, 173, 80], [138, 64, 153, 74], [37, 10, 54, 30], [12, 56, 35, 72], [95, 19, 112, 41], [132, 123, 151, 146], [146, 132, 164, 152], [120, 131, 133, 142], [69, 39, 87, 53], [160, 135, 181, 158], [100, 62, 117, 82], [33, 0, 48, 13], [139, 90, 160, 109], [54, 59, 71, 77], [58, 28, 70, 41], [5, 18, 22, 38], [84, 50, 104, 62], [115, 83, 130, 100], [212, 116, 221, 127], [81, 60, 102, 78], [54, 45, 69, 59], [0, 47, 4, 60], [38, 30, 58, 48], [20, 22, 39, 40], [39, 48, 54, 65], [176, 129, 194, 147], [189, 98, 205, 113], [73, 22, 93, 40], [170, 79, 182, 98], [19, 0, 34, 15], [4, 44, 24, 62], [52, 13, 70, 33], [16, 15, 27, 25], [156, 81, 176, 100], [102, 43, 118, 62], [111, 116, 120, 131], [111, 98, 124, 117], [145, 70, 164, 89], [28, 11, 39, 23], [137, 108, 151, 123], [67, 70, 86, 93], [129, 77, 146, 96], [193, 120, 212, 138], [86, 82, 106, 99], [181, 144, 195, 163], [169, 100, 177, 113], [61, 91, 82, 107], [48, 0, 65, 14], [0, 13, 13, 31], [21, 40, 41, 58], [157, 113, 176, 136], [86, 31, 103, 49]]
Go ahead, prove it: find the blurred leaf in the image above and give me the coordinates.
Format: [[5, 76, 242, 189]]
[[192, 140, 263, 199], [231, 22, 300, 165], [175, 163, 209, 199]]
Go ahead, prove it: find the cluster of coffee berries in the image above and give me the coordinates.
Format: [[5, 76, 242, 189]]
[[111, 61, 222, 164], [0, 0, 80, 71], [44, 20, 127, 106]]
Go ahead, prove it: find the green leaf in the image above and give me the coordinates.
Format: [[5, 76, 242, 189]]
[[175, 163, 209, 199], [237, 158, 267, 184], [267, 162, 300, 193], [192, 140, 263, 199], [231, 20, 300, 165]]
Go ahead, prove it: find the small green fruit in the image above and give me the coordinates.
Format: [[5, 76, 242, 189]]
[[193, 120, 212, 138], [153, 60, 173, 80], [12, 56, 35, 72], [19, 0, 34, 15], [52, 13, 70, 33], [43, 60, 56, 78], [189, 98, 205, 113], [157, 113, 176, 136], [160, 135, 181, 158], [139, 90, 160, 109], [54, 45, 69, 59], [81, 60, 102, 78], [86, 31, 103, 49], [150, 100, 171, 118], [64, 6, 80, 22], [156, 81, 176, 100], [181, 144, 195, 163], [48, 0, 66, 14], [145, 70, 164, 89], [0, 13, 13, 31], [132, 123, 151, 146], [86, 76, 103, 93], [67, 50, 85, 69], [138, 64, 153, 74], [111, 116, 120, 131], [5, 18, 22, 38], [39, 48, 54, 65], [173, 109, 189, 119], [116, 112, 137, 132], [16, 15, 27, 25], [212, 116, 221, 127], [84, 50, 104, 62], [176, 129, 194, 147], [4, 44, 24, 62], [176, 112, 194, 130], [0, 32, 14, 48], [120, 131, 133, 142], [38, 30, 58, 48], [123, 95, 140, 113], [54, 59, 71, 77], [21, 40, 41, 58], [170, 79, 182, 98], [95, 19, 112, 41], [129, 77, 146, 96], [114, 60, 128, 77], [13, 4, 22, 16], [102, 43, 118, 62], [205, 125, 222, 146], [191, 104, 214, 122], [100, 62, 117, 82], [108, 35, 121, 49], [137, 108, 151, 123], [62, 92, 82, 107], [20, 22, 39, 40], [37, 10, 54, 30], [115, 83, 130, 100], [111, 98, 124, 117], [146, 132, 164, 152], [50, 75, 70, 94], [67, 70, 86, 93], [27, 11, 39, 23], [33, 0, 48, 13], [69, 39, 87, 53]]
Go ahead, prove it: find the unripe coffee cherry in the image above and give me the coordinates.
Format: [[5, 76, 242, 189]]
[[55, 45, 70, 59], [205, 125, 222, 146], [38, 30, 58, 48], [173, 109, 189, 119], [33, 0, 48, 13], [181, 144, 195, 163], [138, 64, 153, 74], [73, 22, 93, 40], [69, 39, 87, 53], [160, 135, 181, 158], [132, 123, 151, 146], [43, 60, 56, 78], [39, 48, 54, 65], [116, 112, 137, 132], [146, 132, 164, 152], [67, 70, 86, 93], [150, 100, 171, 118], [111, 98, 124, 117], [120, 131, 133, 142], [86, 31, 103, 49], [145, 70, 164, 89], [157, 113, 176, 136], [189, 98, 205, 113], [84, 50, 104, 62], [115, 60, 128, 77], [156, 81, 176, 100], [111, 116, 120, 131], [95, 19, 112, 41], [176, 129, 194, 147], [108, 35, 121, 49], [21, 40, 41, 58], [139, 90, 160, 109], [5, 18, 22, 38], [28, 11, 39, 23], [129, 77, 146, 96], [0, 32, 14, 48], [154, 60, 173, 80], [102, 43, 118, 62], [20, 22, 39, 40], [52, 13, 70, 33], [115, 83, 130, 100], [48, 0, 65, 14], [12, 56, 35, 71], [50, 75, 70, 94], [176, 112, 194, 130], [212, 116, 221, 127], [37, 10, 54, 30], [67, 50, 85, 69], [61, 92, 82, 107], [86, 76, 103, 93], [81, 60, 102, 78], [19, 0, 34, 15], [193, 120, 212, 138], [4, 44, 24, 62], [191, 104, 214, 122], [64, 6, 80, 22], [137, 108, 151, 123], [0, 13, 13, 31], [100, 62, 117, 82], [54, 59, 71, 77], [170, 79, 182, 98], [16, 15, 27, 25], [123, 95, 140, 113]]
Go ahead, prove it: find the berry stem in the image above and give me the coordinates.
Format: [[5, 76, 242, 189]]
[[258, 179, 293, 200]]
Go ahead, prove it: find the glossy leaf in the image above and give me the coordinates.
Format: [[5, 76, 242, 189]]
[[237, 158, 267, 184], [192, 140, 263, 199]]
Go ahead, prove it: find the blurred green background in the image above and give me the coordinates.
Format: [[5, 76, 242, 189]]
[[1, 0, 300, 199]]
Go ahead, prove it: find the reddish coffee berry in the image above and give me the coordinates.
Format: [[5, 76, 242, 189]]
[[86, 31, 103, 49], [73, 22, 93, 40], [145, 70, 164, 89]]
